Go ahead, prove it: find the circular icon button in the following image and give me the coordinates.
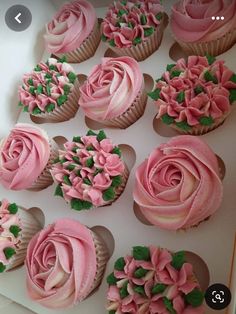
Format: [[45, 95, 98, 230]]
[[205, 283, 231, 310], [5, 5, 32, 32]]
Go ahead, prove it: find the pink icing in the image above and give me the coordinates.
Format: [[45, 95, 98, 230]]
[[153, 56, 236, 126], [79, 57, 143, 120], [133, 135, 223, 230], [45, 0, 97, 54], [107, 246, 205, 313], [0, 199, 22, 270], [0, 123, 50, 190], [51, 131, 125, 208], [171, 0, 236, 43], [18, 58, 76, 114], [102, 0, 164, 48], [26, 218, 97, 309]]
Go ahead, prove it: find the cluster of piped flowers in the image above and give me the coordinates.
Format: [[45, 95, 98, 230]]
[[51, 130, 126, 211]]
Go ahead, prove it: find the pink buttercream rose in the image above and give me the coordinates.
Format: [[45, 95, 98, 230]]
[[45, 0, 97, 54], [79, 57, 143, 120], [133, 135, 223, 230], [0, 124, 50, 190], [26, 219, 97, 309]]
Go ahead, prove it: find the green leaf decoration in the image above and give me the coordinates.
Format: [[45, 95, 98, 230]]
[[118, 9, 128, 17], [112, 147, 121, 157], [0, 262, 6, 273], [170, 70, 182, 78], [34, 65, 42, 71], [18, 101, 23, 107], [109, 311, 116, 314], [66, 164, 76, 171], [230, 74, 236, 83], [156, 12, 163, 21], [97, 130, 107, 142], [70, 199, 93, 211], [9, 225, 21, 238], [199, 116, 214, 126], [36, 84, 43, 94], [45, 73, 52, 79], [194, 85, 204, 95], [57, 95, 68, 106], [27, 78, 34, 86], [94, 168, 103, 176], [134, 267, 149, 278], [166, 64, 176, 72], [135, 3, 141, 8], [128, 21, 133, 28], [185, 288, 204, 307], [4, 247, 16, 260], [119, 281, 129, 299], [111, 175, 122, 187], [101, 34, 107, 42], [114, 257, 125, 271], [86, 157, 94, 168], [176, 91, 185, 103], [109, 39, 116, 47], [63, 84, 71, 95], [171, 251, 186, 270], [175, 121, 191, 131], [77, 169, 81, 177], [163, 297, 176, 314], [23, 106, 29, 112], [229, 89, 236, 103], [63, 175, 72, 186], [133, 246, 150, 261], [87, 130, 97, 136], [45, 103, 55, 113], [133, 37, 142, 45], [134, 285, 146, 296], [148, 88, 161, 100], [60, 158, 68, 164], [106, 272, 118, 285], [83, 178, 92, 185], [49, 65, 57, 71], [103, 187, 115, 202], [204, 71, 218, 83], [161, 113, 174, 125], [121, 0, 127, 5], [140, 14, 147, 25], [72, 156, 81, 164], [152, 283, 167, 295], [206, 54, 216, 65], [87, 145, 94, 151], [144, 27, 154, 37], [29, 86, 36, 95], [58, 55, 67, 63], [52, 157, 60, 164], [72, 147, 78, 153], [68, 72, 77, 84], [32, 107, 42, 115], [73, 136, 82, 143], [8, 203, 18, 214]]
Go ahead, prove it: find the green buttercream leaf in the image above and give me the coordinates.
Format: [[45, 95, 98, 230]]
[[72, 156, 81, 164], [87, 145, 94, 151], [206, 54, 216, 65], [156, 12, 163, 21], [101, 34, 107, 42], [166, 64, 176, 72], [27, 78, 34, 86], [175, 121, 191, 131], [87, 130, 97, 136], [29, 86, 36, 95], [185, 288, 204, 307], [229, 89, 236, 103], [45, 103, 55, 113], [23, 106, 29, 112], [77, 169, 81, 177], [97, 130, 107, 142], [106, 272, 118, 285], [83, 178, 92, 185], [134, 267, 149, 278], [204, 71, 218, 83], [199, 116, 214, 126], [52, 157, 60, 164], [152, 283, 167, 295], [103, 187, 115, 201], [49, 65, 57, 71], [45, 73, 52, 79], [134, 285, 146, 296], [68, 72, 77, 84], [161, 113, 174, 125], [118, 9, 128, 17], [171, 70, 182, 78], [70, 199, 93, 211], [86, 157, 94, 168], [34, 65, 42, 71], [9, 225, 21, 238], [58, 55, 67, 63], [134, 3, 141, 8], [119, 281, 129, 299], [8, 203, 18, 214], [133, 246, 150, 261], [57, 95, 68, 106], [66, 164, 76, 171], [148, 88, 161, 100], [140, 14, 147, 25], [73, 136, 82, 143], [163, 297, 176, 314], [109, 311, 116, 314], [18, 101, 23, 107], [144, 27, 154, 37], [0, 262, 6, 273], [230, 74, 236, 83], [171, 251, 186, 270], [109, 39, 116, 47], [128, 21, 133, 28], [114, 257, 125, 271], [111, 175, 122, 187], [36, 84, 43, 94], [112, 147, 121, 157], [121, 0, 127, 5], [194, 85, 204, 95], [176, 91, 185, 103], [94, 168, 103, 176], [63, 84, 71, 95], [63, 175, 72, 186], [72, 147, 78, 153], [4, 247, 16, 260], [133, 37, 142, 45], [32, 107, 42, 115], [60, 158, 68, 164]]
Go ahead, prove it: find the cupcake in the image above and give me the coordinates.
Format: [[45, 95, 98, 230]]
[[0, 123, 58, 191], [0, 199, 41, 273], [170, 0, 236, 56], [26, 218, 109, 309], [106, 246, 205, 313], [133, 135, 223, 230], [79, 57, 147, 128], [18, 58, 80, 123], [149, 55, 236, 135], [51, 130, 129, 211], [101, 0, 167, 61], [44, 0, 100, 63]]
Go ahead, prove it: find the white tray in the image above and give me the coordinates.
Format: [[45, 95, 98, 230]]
[[0, 2, 235, 314]]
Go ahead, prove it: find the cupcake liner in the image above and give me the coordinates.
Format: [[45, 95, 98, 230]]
[[175, 27, 236, 56], [108, 14, 168, 62], [101, 82, 147, 129], [55, 20, 101, 63], [30, 79, 80, 123], [6, 207, 42, 271], [27, 139, 59, 191], [109, 164, 129, 205]]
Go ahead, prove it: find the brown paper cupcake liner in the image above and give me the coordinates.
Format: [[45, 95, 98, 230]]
[[175, 27, 236, 56], [27, 139, 59, 191], [30, 79, 80, 123], [55, 20, 101, 63], [107, 165, 129, 205], [108, 14, 168, 61]]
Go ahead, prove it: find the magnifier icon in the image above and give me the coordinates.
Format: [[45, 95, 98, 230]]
[[215, 294, 221, 301]]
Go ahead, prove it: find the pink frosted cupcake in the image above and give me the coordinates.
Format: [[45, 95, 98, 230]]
[[18, 58, 80, 123], [45, 0, 100, 63], [170, 0, 236, 56], [51, 130, 129, 211], [0, 199, 41, 273], [106, 246, 205, 313], [26, 218, 109, 309], [0, 123, 58, 191], [133, 136, 223, 230], [101, 0, 167, 61], [149, 55, 236, 135], [79, 57, 147, 128]]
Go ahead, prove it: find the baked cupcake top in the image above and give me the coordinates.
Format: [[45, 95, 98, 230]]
[[133, 135, 223, 230], [18, 57, 77, 115], [0, 123, 50, 190], [51, 130, 126, 210], [79, 57, 143, 120], [26, 218, 97, 308], [106, 246, 204, 313], [45, 0, 97, 54], [0, 199, 22, 273], [171, 0, 236, 43], [149, 55, 236, 132], [101, 0, 164, 48]]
